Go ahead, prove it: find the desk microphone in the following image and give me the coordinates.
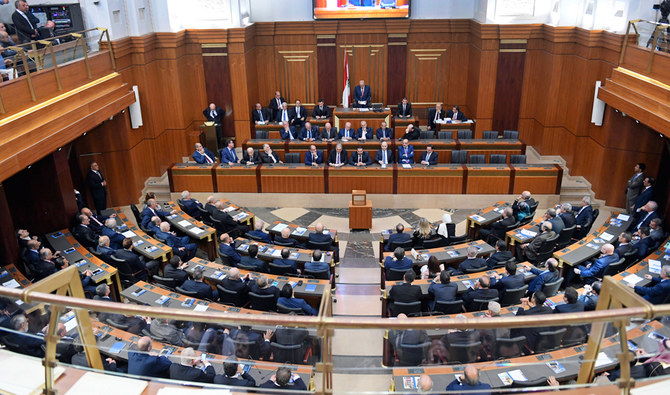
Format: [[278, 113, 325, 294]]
[[248, 354, 267, 380]]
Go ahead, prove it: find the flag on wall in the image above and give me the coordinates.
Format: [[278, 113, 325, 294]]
[[342, 51, 350, 108]]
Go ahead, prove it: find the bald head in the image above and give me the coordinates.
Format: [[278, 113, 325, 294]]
[[228, 267, 240, 280], [281, 227, 291, 239], [464, 365, 480, 386], [418, 375, 433, 392], [137, 336, 152, 351], [602, 243, 614, 255], [315, 223, 324, 232]]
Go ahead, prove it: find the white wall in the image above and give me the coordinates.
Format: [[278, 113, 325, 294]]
[[249, 0, 313, 22]]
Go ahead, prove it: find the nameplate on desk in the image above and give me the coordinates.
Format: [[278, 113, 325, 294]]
[[535, 353, 552, 360]]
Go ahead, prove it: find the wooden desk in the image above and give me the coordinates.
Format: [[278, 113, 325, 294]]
[[164, 201, 217, 260], [260, 164, 325, 193], [349, 200, 372, 230], [266, 221, 339, 247], [466, 164, 512, 194], [167, 162, 216, 193], [393, 116, 418, 133], [112, 208, 173, 262], [410, 140, 457, 163], [328, 164, 394, 194], [512, 164, 563, 195], [243, 139, 286, 161], [434, 120, 475, 133], [253, 122, 284, 139], [219, 198, 255, 229], [396, 164, 464, 194], [465, 201, 509, 239], [459, 139, 526, 161], [505, 218, 542, 257], [215, 163, 259, 193], [333, 107, 391, 130], [0, 264, 41, 313], [286, 141, 330, 160]]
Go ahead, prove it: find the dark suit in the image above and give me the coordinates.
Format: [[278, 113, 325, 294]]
[[219, 241, 242, 265], [169, 363, 215, 383], [219, 147, 239, 164], [260, 150, 281, 164], [279, 126, 299, 141], [397, 145, 414, 164], [320, 127, 339, 141], [252, 108, 271, 123], [376, 127, 394, 140], [399, 127, 420, 140], [214, 373, 256, 387], [34, 259, 57, 281], [211, 210, 249, 238], [428, 282, 458, 309], [269, 96, 286, 120], [626, 172, 645, 212], [490, 273, 525, 298], [259, 377, 307, 391], [181, 279, 216, 300], [397, 102, 412, 117], [481, 216, 516, 243], [299, 124, 319, 140], [356, 127, 373, 140], [512, 305, 553, 350], [128, 351, 171, 378], [181, 199, 203, 219], [548, 216, 565, 235], [554, 301, 585, 313], [447, 109, 467, 121], [192, 148, 216, 164], [203, 106, 224, 124], [353, 84, 371, 107], [485, 250, 513, 269], [241, 151, 261, 165], [101, 227, 124, 250], [274, 236, 298, 247], [615, 243, 632, 258], [426, 108, 446, 130], [389, 282, 423, 315], [527, 267, 560, 294], [462, 288, 498, 311], [289, 106, 306, 127], [312, 105, 330, 118], [633, 187, 654, 212], [305, 150, 324, 165], [634, 277, 670, 304], [248, 230, 271, 243], [114, 249, 150, 281], [375, 149, 394, 165], [574, 205, 594, 227], [141, 206, 170, 229], [163, 265, 188, 285], [86, 169, 107, 213], [327, 149, 348, 165], [272, 258, 298, 274], [384, 256, 413, 277], [12, 10, 40, 43], [349, 151, 372, 166], [559, 212, 576, 228], [523, 231, 555, 261], [275, 108, 292, 123], [73, 224, 98, 248], [385, 232, 411, 251], [456, 257, 487, 274], [419, 151, 438, 165], [631, 211, 659, 232], [338, 127, 355, 140], [221, 276, 250, 296], [5, 331, 44, 357]]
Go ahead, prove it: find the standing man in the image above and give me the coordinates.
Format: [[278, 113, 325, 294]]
[[353, 80, 371, 108], [86, 162, 107, 215], [12, 1, 40, 43], [268, 91, 286, 121], [626, 163, 645, 213], [397, 97, 412, 118], [203, 103, 224, 148], [632, 177, 655, 214]]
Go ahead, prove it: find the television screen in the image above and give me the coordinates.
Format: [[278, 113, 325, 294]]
[[314, 0, 410, 20]]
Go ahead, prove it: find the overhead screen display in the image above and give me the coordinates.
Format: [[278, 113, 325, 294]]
[[313, 0, 410, 20]]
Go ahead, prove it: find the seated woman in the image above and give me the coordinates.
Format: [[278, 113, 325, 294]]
[[413, 217, 436, 247], [420, 255, 444, 280], [516, 201, 531, 222]]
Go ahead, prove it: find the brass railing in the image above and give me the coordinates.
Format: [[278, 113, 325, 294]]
[[1, 266, 670, 394], [0, 27, 115, 114], [620, 19, 670, 72]]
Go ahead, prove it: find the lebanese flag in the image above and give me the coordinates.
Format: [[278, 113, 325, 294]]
[[342, 51, 350, 108]]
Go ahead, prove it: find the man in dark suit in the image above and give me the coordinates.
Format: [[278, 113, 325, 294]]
[[338, 122, 355, 140], [615, 232, 632, 258], [211, 201, 249, 239], [128, 336, 172, 378], [375, 141, 394, 165], [115, 238, 158, 278], [356, 121, 373, 140], [486, 240, 514, 269], [80, 207, 106, 234], [518, 222, 555, 263], [320, 122, 339, 141], [86, 162, 107, 214], [327, 143, 348, 167], [455, 246, 487, 274], [397, 139, 415, 164], [272, 247, 299, 274], [512, 291, 553, 350], [203, 103, 224, 147], [141, 198, 175, 229], [419, 145, 438, 166], [248, 220, 272, 243], [279, 121, 299, 141], [241, 147, 261, 165], [630, 201, 659, 232], [6, 315, 44, 357], [353, 80, 371, 108], [249, 275, 280, 304], [299, 121, 318, 141], [220, 268, 251, 298], [240, 244, 267, 272], [554, 287, 585, 313], [384, 247, 413, 277], [479, 207, 515, 245], [428, 270, 458, 310], [543, 208, 565, 235], [214, 360, 256, 387], [445, 366, 492, 394], [462, 275, 498, 311], [396, 97, 412, 118], [490, 260, 525, 299], [572, 243, 618, 284], [376, 121, 394, 141], [12, 1, 40, 43], [388, 270, 423, 316], [308, 222, 336, 249], [101, 218, 124, 250], [192, 142, 216, 164], [289, 100, 306, 128], [218, 233, 241, 265], [525, 258, 561, 295], [163, 256, 188, 286], [447, 105, 467, 121], [274, 227, 299, 247], [33, 248, 64, 280], [260, 143, 282, 164], [632, 177, 654, 213], [511, 191, 537, 218], [385, 224, 411, 252], [156, 222, 197, 261], [305, 144, 324, 166], [181, 267, 218, 300], [312, 98, 330, 119], [219, 139, 241, 165], [275, 102, 291, 123], [252, 103, 270, 124], [426, 103, 446, 131], [269, 91, 286, 120], [259, 366, 307, 391], [558, 203, 577, 228], [73, 214, 99, 248], [179, 190, 203, 219], [633, 227, 656, 258], [398, 124, 420, 140], [626, 163, 645, 213], [574, 196, 594, 231], [632, 266, 670, 304], [169, 347, 215, 383], [349, 147, 372, 166]]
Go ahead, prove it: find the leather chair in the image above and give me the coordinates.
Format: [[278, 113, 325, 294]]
[[489, 154, 507, 164], [503, 130, 519, 139], [391, 300, 422, 317], [437, 131, 451, 140], [277, 303, 304, 314], [447, 341, 482, 364], [457, 130, 473, 139], [255, 130, 269, 139], [248, 292, 277, 311], [451, 150, 468, 164], [434, 300, 463, 315], [494, 336, 526, 359], [541, 277, 563, 297], [176, 286, 198, 297], [216, 284, 246, 307], [510, 154, 526, 164], [554, 225, 576, 250], [534, 328, 567, 353], [419, 130, 435, 139], [469, 154, 486, 164], [284, 153, 300, 163], [483, 130, 499, 139], [500, 285, 528, 307]]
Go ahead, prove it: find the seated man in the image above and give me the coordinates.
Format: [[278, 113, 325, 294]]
[[289, 100, 306, 128], [462, 275, 498, 311], [376, 121, 394, 141], [260, 143, 283, 164], [214, 359, 256, 387], [101, 218, 124, 250], [6, 315, 45, 357], [554, 287, 585, 313], [349, 147, 372, 166], [388, 270, 423, 316], [96, 236, 115, 260], [279, 120, 299, 141], [426, 104, 445, 131], [455, 246, 487, 274], [375, 141, 394, 165], [428, 270, 458, 310], [149, 318, 186, 346], [248, 219, 272, 243], [312, 98, 330, 119], [419, 145, 438, 165], [490, 260, 525, 299], [181, 267, 218, 300], [615, 232, 633, 257], [277, 283, 318, 315], [631, 265, 670, 304], [163, 256, 189, 286], [445, 366, 492, 393], [141, 198, 176, 229], [240, 244, 267, 272], [242, 147, 261, 165], [34, 248, 69, 281], [169, 347, 215, 383], [219, 139, 241, 165], [384, 247, 413, 278], [578, 281, 601, 310], [305, 144, 324, 166], [572, 243, 618, 284], [557, 202, 576, 228], [272, 248, 299, 275], [385, 223, 410, 252], [512, 291, 553, 350], [320, 122, 338, 141], [338, 122, 355, 141], [485, 240, 514, 269], [447, 105, 467, 121], [304, 249, 330, 277], [220, 268, 251, 301], [276, 101, 291, 123], [274, 227, 298, 247], [252, 103, 270, 124], [396, 97, 412, 118], [259, 366, 307, 391], [300, 121, 318, 141], [517, 222, 554, 263], [327, 143, 348, 167], [180, 190, 203, 219], [73, 214, 99, 249], [128, 336, 172, 378], [192, 142, 216, 164], [398, 124, 420, 140], [249, 275, 280, 302], [353, 80, 371, 108], [542, 208, 564, 235], [219, 233, 242, 266], [479, 207, 515, 244], [633, 227, 656, 258], [356, 121, 373, 141], [649, 218, 665, 243], [115, 238, 159, 277], [308, 222, 338, 261], [156, 222, 197, 261], [574, 195, 594, 232], [525, 258, 561, 295], [397, 139, 415, 164], [511, 190, 537, 219], [211, 201, 249, 238]]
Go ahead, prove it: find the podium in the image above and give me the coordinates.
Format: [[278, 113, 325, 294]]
[[349, 190, 372, 230], [200, 122, 219, 151]]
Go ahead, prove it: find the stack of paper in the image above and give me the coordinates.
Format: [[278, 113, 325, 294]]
[[623, 273, 644, 286], [649, 260, 662, 275], [178, 220, 191, 227]]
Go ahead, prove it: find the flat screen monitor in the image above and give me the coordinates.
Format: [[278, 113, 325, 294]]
[[313, 0, 410, 20]]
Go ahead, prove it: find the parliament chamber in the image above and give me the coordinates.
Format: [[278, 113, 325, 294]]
[[3, 1, 670, 394]]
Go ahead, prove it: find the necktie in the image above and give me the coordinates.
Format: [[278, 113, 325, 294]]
[[336, 153, 340, 165], [288, 129, 294, 140], [637, 212, 651, 229], [307, 129, 311, 139], [230, 149, 237, 161], [271, 154, 277, 163], [383, 151, 387, 164], [426, 153, 430, 162], [313, 154, 317, 163], [345, 130, 349, 138], [282, 110, 288, 122], [259, 110, 263, 122], [403, 104, 406, 113], [358, 155, 362, 164], [91, 216, 102, 226], [204, 154, 213, 164], [382, 129, 386, 139], [435, 111, 439, 122], [277, 98, 281, 108], [211, 110, 216, 118]]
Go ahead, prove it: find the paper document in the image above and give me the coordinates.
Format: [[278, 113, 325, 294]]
[[178, 220, 191, 227], [401, 164, 412, 169], [623, 274, 644, 286], [519, 229, 537, 238], [2, 279, 20, 288], [595, 352, 614, 367], [293, 227, 307, 236], [617, 214, 630, 221], [600, 232, 615, 241], [66, 371, 148, 395], [273, 223, 289, 232], [64, 317, 78, 332], [470, 215, 485, 222], [272, 249, 282, 257], [649, 260, 662, 275], [190, 228, 204, 235], [122, 230, 136, 238], [193, 304, 209, 312]]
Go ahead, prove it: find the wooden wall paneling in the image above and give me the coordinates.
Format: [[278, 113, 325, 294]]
[[253, 32, 279, 107], [446, 42, 470, 110], [386, 34, 407, 105], [0, 184, 19, 267], [227, 28, 253, 143], [275, 46, 318, 105], [317, 35, 338, 106], [337, 30, 388, 106], [554, 55, 588, 136], [406, 45, 448, 105], [518, 48, 552, 144], [492, 40, 527, 133], [202, 44, 235, 138]]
